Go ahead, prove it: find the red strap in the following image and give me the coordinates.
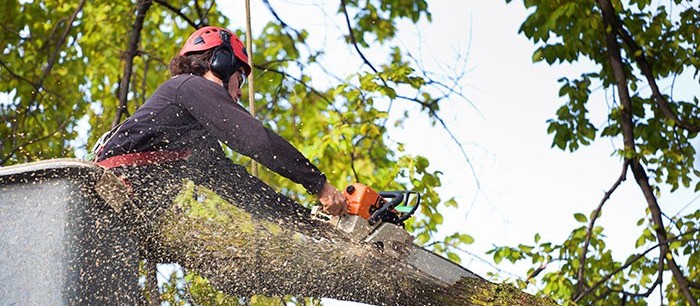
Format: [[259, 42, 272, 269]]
[[96, 150, 191, 169]]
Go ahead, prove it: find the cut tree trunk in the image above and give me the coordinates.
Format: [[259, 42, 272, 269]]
[[0, 159, 556, 306], [136, 163, 555, 306]]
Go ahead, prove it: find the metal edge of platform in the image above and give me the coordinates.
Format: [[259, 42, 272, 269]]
[[0, 158, 103, 184]]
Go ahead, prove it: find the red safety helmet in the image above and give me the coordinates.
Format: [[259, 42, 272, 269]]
[[179, 26, 251, 77]]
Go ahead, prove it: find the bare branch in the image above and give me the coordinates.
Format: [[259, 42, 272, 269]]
[[339, 0, 380, 75], [0, 59, 42, 90], [257, 65, 337, 111], [575, 160, 629, 297], [0, 120, 70, 165], [198, 0, 214, 26], [262, 0, 303, 38], [193, 0, 204, 22], [338, 0, 480, 190], [28, 0, 85, 107], [153, 0, 198, 28], [574, 229, 699, 302], [525, 261, 548, 283]]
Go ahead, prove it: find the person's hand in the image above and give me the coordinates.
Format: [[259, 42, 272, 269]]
[[317, 181, 348, 216]]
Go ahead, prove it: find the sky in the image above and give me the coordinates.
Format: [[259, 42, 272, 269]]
[[218, 1, 699, 304]]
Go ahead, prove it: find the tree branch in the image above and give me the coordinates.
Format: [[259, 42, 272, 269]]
[[339, 0, 380, 75], [112, 0, 153, 128], [574, 230, 699, 303], [594, 1, 697, 304], [602, 0, 700, 133], [262, 0, 303, 38], [153, 0, 198, 28], [28, 0, 85, 108], [198, 0, 214, 26], [257, 65, 338, 112], [0, 120, 69, 165], [575, 160, 629, 297], [0, 59, 52, 94], [338, 0, 480, 190]]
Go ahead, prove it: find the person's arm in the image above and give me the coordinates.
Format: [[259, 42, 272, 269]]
[[175, 76, 346, 214]]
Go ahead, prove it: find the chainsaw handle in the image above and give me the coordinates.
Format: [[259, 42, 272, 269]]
[[367, 191, 403, 225], [378, 191, 405, 209], [368, 191, 421, 225], [395, 191, 420, 223]]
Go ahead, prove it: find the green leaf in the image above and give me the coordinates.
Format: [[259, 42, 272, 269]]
[[574, 213, 588, 223], [459, 234, 474, 245], [447, 252, 461, 264]]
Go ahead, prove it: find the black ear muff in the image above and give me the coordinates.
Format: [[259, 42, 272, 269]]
[[209, 31, 238, 84]]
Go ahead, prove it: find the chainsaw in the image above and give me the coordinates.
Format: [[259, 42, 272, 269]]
[[312, 183, 420, 256], [311, 183, 478, 284], [344, 183, 421, 226]]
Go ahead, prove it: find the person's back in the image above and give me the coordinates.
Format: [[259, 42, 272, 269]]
[[93, 25, 347, 215], [98, 75, 221, 162]]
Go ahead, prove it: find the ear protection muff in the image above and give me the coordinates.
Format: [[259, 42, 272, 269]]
[[209, 30, 238, 84]]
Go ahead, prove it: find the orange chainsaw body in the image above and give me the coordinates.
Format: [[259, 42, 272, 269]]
[[342, 183, 384, 220]]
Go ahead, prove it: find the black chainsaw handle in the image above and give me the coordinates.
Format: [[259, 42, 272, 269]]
[[378, 191, 405, 209], [394, 191, 420, 223], [368, 191, 421, 225], [368, 191, 404, 225]]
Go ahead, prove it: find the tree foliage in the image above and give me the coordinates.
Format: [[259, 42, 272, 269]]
[[1, 0, 474, 303], [494, 0, 700, 305]]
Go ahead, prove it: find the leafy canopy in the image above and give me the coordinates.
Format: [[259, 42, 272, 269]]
[[496, 0, 700, 305]]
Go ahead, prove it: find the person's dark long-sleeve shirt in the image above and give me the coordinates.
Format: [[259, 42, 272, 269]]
[[97, 74, 326, 194]]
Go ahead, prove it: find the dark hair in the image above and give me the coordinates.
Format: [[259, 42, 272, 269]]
[[168, 49, 214, 77]]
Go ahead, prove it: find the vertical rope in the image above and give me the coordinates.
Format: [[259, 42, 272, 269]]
[[244, 0, 258, 177]]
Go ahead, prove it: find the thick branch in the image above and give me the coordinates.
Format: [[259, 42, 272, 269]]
[[112, 0, 152, 128], [575, 160, 629, 298], [600, 0, 699, 133], [595, 1, 697, 304], [629, 159, 695, 304], [146, 176, 552, 305]]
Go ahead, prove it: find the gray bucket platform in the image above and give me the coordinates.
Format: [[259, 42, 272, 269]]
[[0, 159, 141, 305]]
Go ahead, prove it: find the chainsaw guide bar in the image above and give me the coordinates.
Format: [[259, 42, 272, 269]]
[[311, 183, 480, 285]]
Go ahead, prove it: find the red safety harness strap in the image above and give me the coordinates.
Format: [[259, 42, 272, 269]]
[[96, 150, 191, 169]]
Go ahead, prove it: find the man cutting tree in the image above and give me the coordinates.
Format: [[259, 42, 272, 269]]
[[93, 26, 347, 221]]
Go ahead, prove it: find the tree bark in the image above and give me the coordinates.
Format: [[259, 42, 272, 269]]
[[113, 0, 152, 128], [146, 179, 555, 306], [595, 0, 697, 304]]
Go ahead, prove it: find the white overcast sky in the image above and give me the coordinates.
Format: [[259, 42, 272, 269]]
[[221, 1, 698, 303]]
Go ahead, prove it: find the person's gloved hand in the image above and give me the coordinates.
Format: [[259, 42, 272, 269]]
[[317, 181, 348, 216]]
